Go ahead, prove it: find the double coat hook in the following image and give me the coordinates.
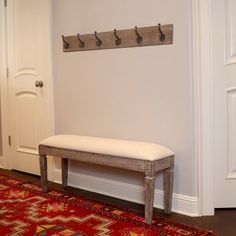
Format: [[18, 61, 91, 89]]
[[62, 35, 69, 49], [77, 33, 85, 48], [94, 31, 102, 47], [158, 24, 165, 41], [114, 29, 121, 46], [134, 26, 143, 45]]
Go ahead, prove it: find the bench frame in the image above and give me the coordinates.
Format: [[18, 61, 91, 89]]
[[39, 144, 174, 224]]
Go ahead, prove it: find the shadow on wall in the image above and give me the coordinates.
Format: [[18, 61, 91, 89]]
[[0, 95, 2, 156]]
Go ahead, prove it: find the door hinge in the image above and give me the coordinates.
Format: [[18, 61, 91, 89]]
[[4, 0, 7, 7], [6, 67, 9, 78], [8, 136, 11, 146]]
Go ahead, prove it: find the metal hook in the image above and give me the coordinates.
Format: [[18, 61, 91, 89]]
[[94, 31, 102, 47], [158, 24, 165, 41], [77, 33, 85, 48], [114, 29, 121, 46], [62, 35, 69, 49], [135, 26, 143, 45]]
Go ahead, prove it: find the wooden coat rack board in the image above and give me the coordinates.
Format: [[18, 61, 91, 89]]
[[62, 24, 173, 52]]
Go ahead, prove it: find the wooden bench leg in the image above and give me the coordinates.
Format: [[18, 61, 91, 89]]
[[62, 158, 68, 188], [39, 155, 48, 192], [164, 168, 174, 214], [144, 176, 155, 224]]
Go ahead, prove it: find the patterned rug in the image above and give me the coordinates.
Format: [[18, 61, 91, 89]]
[[0, 174, 215, 236]]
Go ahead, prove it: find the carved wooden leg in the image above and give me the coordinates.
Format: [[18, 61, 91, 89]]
[[164, 168, 174, 214], [144, 176, 155, 224], [62, 158, 68, 188], [39, 155, 48, 192]]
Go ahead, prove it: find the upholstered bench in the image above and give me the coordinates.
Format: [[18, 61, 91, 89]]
[[38, 135, 174, 224]]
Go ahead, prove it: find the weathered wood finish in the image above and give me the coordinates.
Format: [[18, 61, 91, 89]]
[[164, 168, 174, 214], [62, 158, 68, 188], [39, 155, 48, 192], [63, 24, 173, 52], [39, 145, 146, 173], [164, 157, 174, 214], [145, 176, 155, 224], [38, 144, 174, 224]]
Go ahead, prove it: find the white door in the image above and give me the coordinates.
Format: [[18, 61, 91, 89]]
[[7, 0, 53, 175], [213, 0, 236, 207]]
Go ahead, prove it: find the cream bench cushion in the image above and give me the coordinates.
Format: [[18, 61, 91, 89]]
[[40, 135, 174, 161]]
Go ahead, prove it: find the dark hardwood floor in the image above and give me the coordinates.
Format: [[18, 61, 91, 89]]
[[0, 168, 236, 236]]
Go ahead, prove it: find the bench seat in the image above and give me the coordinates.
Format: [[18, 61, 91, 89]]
[[38, 135, 175, 224], [40, 135, 174, 161]]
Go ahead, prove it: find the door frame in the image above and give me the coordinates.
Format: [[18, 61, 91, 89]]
[[0, 0, 55, 179], [0, 0, 11, 169], [191, 0, 215, 215]]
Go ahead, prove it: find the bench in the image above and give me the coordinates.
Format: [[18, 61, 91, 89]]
[[38, 135, 174, 224]]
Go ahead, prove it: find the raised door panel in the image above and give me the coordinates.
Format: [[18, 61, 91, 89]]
[[15, 91, 39, 155], [225, 0, 236, 65], [14, 0, 39, 73], [226, 88, 236, 179]]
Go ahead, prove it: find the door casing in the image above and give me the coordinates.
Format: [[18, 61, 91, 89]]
[[191, 0, 214, 215], [0, 0, 10, 169]]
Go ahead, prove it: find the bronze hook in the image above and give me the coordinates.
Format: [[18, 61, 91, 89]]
[[94, 31, 102, 47], [114, 29, 122, 46], [134, 26, 143, 45], [77, 33, 85, 48], [62, 35, 69, 49], [158, 24, 165, 41]]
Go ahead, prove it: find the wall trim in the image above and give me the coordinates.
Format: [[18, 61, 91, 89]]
[[53, 169, 199, 217], [45, 0, 56, 181], [191, 0, 214, 215], [0, 156, 3, 168], [0, 0, 11, 170]]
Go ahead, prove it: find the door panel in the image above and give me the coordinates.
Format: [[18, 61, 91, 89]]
[[7, 0, 53, 175], [14, 1, 38, 71], [225, 0, 236, 65], [226, 88, 236, 179], [213, 0, 236, 207], [16, 91, 39, 154]]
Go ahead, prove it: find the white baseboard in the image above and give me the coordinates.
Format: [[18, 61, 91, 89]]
[[0, 156, 4, 169], [53, 169, 199, 217]]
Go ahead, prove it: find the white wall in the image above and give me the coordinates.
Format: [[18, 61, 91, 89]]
[[53, 0, 196, 199]]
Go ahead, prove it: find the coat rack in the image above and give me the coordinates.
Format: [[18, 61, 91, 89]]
[[62, 24, 173, 52]]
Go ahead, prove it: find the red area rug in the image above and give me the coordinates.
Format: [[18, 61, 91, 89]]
[[0, 174, 215, 236]]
